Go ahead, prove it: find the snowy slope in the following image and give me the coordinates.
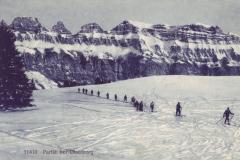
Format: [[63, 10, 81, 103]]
[[26, 71, 58, 89], [0, 76, 240, 160]]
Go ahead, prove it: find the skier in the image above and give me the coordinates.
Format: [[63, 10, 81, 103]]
[[106, 93, 109, 99], [150, 101, 154, 112], [223, 107, 234, 125], [91, 90, 93, 96], [124, 95, 127, 102], [114, 94, 118, 101], [139, 101, 143, 112], [78, 88, 80, 93], [176, 102, 182, 116], [82, 88, 85, 93], [97, 91, 100, 97], [131, 96, 136, 104], [85, 89, 88, 94], [134, 100, 139, 111]]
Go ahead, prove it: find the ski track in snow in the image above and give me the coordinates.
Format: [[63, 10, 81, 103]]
[[0, 76, 240, 160]]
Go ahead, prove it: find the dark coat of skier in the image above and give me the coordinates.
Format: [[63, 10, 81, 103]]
[[97, 91, 100, 97], [131, 96, 136, 104], [134, 101, 139, 111], [106, 93, 109, 99], [150, 101, 154, 112], [91, 90, 93, 96], [223, 107, 234, 125], [139, 101, 143, 111], [176, 102, 182, 116], [78, 88, 80, 93], [124, 95, 127, 102], [114, 94, 118, 101]]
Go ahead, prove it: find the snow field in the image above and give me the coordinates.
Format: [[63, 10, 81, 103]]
[[0, 76, 240, 160]]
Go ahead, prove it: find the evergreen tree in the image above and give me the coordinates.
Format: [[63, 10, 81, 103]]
[[0, 22, 34, 111]]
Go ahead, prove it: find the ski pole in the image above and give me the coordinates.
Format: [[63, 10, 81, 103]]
[[230, 114, 234, 124]]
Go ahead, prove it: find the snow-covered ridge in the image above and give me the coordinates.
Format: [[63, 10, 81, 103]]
[[25, 71, 58, 89], [15, 40, 137, 58], [6, 17, 240, 86], [25, 71, 58, 90], [12, 17, 240, 60], [51, 21, 71, 34]]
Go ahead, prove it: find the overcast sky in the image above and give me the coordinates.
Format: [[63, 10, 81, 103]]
[[0, 0, 239, 34]]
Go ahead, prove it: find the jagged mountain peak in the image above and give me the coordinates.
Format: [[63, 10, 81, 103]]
[[52, 21, 71, 34], [192, 23, 211, 28], [111, 20, 140, 35], [111, 20, 163, 35], [175, 23, 223, 34], [11, 17, 48, 33], [125, 20, 153, 29], [78, 23, 104, 33], [152, 24, 170, 30]]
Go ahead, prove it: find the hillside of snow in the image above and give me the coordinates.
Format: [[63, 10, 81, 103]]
[[26, 71, 58, 89], [0, 76, 240, 160]]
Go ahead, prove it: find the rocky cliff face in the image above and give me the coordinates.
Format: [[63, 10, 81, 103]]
[[8, 17, 240, 87]]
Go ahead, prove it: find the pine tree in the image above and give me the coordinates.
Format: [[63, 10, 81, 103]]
[[0, 22, 34, 111]]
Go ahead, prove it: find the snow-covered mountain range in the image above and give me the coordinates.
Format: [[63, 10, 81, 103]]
[[7, 17, 240, 87]]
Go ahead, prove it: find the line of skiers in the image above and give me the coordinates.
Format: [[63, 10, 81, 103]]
[[79, 88, 235, 125], [175, 102, 235, 125], [80, 88, 122, 101], [78, 88, 155, 112], [130, 96, 155, 112]]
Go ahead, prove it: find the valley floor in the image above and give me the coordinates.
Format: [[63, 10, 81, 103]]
[[0, 76, 240, 160]]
